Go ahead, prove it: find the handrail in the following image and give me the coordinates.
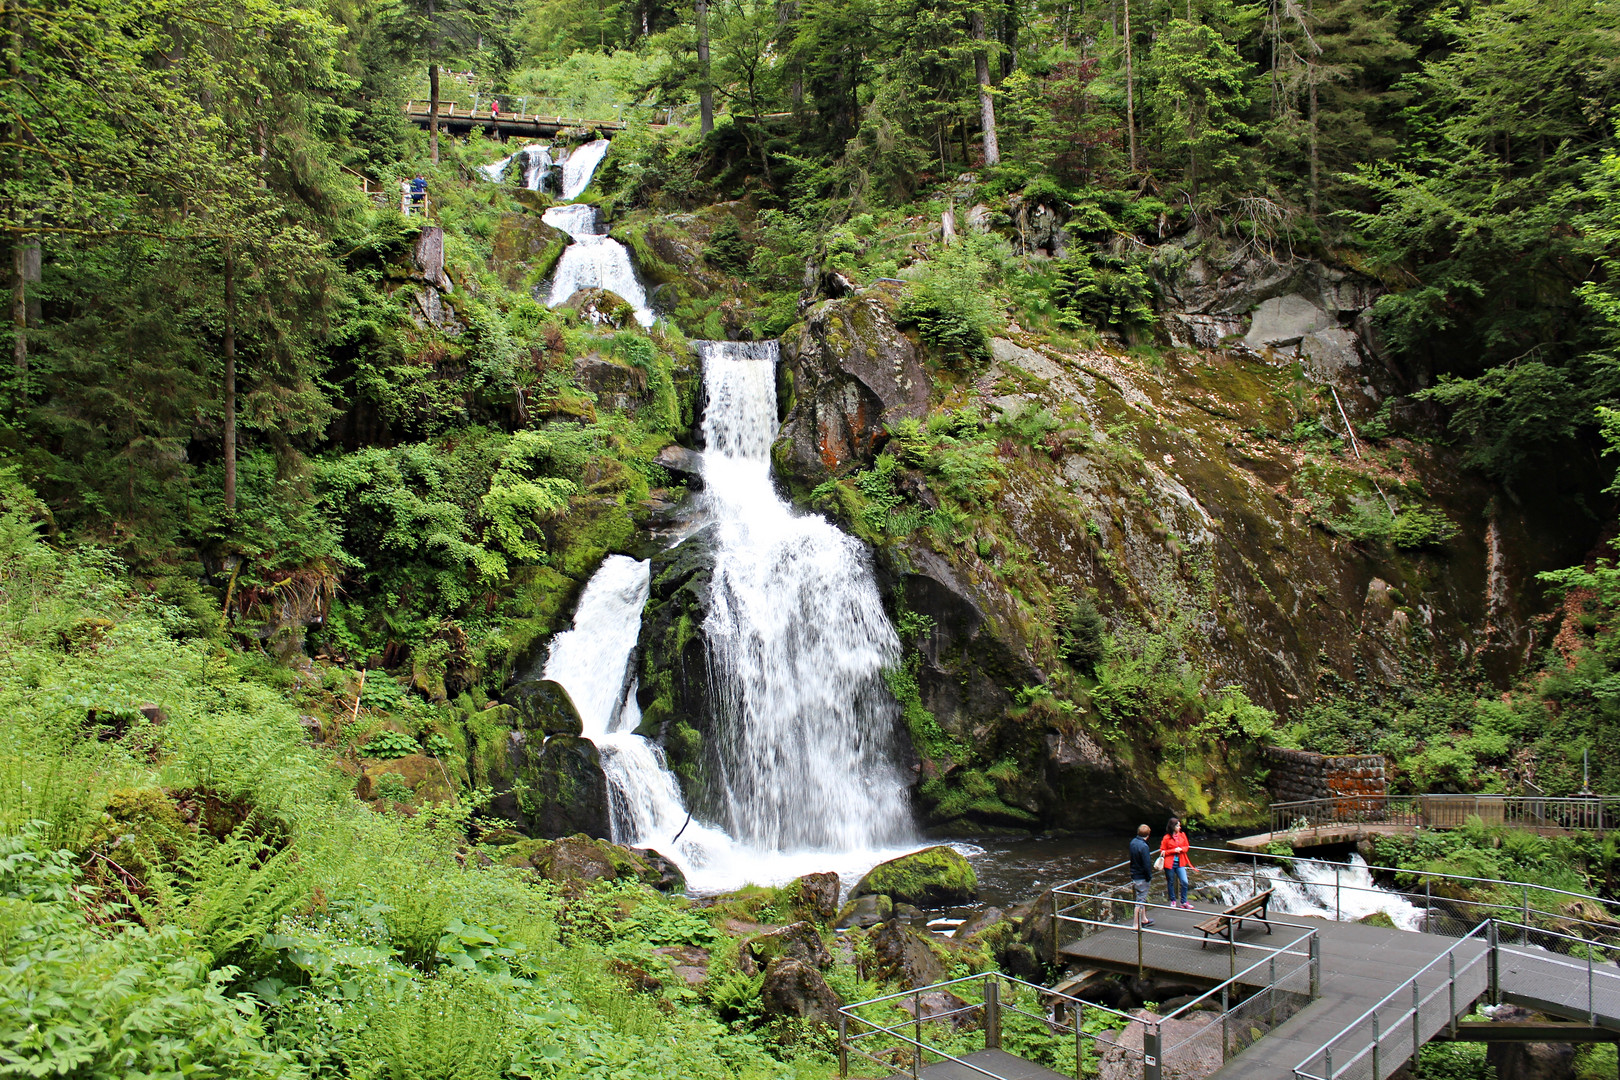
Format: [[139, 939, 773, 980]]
[[1293, 917, 1620, 1080], [1270, 793, 1620, 838], [1070, 844, 1617, 915]]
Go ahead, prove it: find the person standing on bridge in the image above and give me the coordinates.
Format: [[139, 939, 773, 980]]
[[491, 99, 500, 119], [1129, 824, 1155, 927], [1160, 818, 1195, 908]]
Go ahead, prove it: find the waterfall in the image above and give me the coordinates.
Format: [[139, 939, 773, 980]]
[[478, 143, 556, 191], [1208, 854, 1424, 931], [536, 342, 918, 893], [697, 340, 914, 852], [542, 204, 654, 327], [559, 139, 611, 200]]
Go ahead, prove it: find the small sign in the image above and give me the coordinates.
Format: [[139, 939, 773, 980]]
[[1145, 1057, 1157, 1067]]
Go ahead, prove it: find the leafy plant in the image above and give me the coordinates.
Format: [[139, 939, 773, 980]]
[[362, 730, 420, 759]]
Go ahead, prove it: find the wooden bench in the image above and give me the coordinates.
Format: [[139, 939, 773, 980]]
[[1197, 889, 1274, 948]]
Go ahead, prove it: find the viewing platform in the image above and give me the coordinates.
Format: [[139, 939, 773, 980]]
[[838, 851, 1620, 1080]]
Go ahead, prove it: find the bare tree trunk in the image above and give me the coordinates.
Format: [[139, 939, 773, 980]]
[[971, 10, 1000, 166], [429, 61, 440, 163], [223, 243, 237, 514], [697, 0, 713, 134], [1123, 0, 1137, 172]]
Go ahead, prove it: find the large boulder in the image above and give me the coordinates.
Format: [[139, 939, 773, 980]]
[[785, 871, 842, 924], [502, 834, 682, 891], [760, 957, 843, 1024], [836, 893, 894, 929], [1097, 1009, 1224, 1080], [490, 213, 569, 288], [776, 292, 931, 485], [852, 846, 977, 907], [867, 918, 950, 988], [743, 921, 831, 972], [507, 678, 585, 736]]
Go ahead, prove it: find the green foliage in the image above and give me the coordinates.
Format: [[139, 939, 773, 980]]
[[1051, 251, 1157, 333], [363, 729, 422, 759], [897, 242, 999, 367]]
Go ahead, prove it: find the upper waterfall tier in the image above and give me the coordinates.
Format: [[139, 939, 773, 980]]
[[696, 340, 914, 853]]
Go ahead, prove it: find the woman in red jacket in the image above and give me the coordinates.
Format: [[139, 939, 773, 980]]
[[1160, 818, 1195, 908]]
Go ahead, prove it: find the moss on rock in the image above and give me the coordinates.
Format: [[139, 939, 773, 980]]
[[851, 845, 977, 907]]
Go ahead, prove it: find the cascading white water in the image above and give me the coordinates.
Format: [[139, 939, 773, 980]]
[[1208, 854, 1424, 931], [479, 143, 556, 191], [698, 340, 914, 852], [541, 204, 655, 327], [559, 139, 611, 200], [536, 343, 920, 893]]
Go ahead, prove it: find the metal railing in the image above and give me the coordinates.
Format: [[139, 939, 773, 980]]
[[1270, 794, 1620, 837], [838, 919, 1319, 1080], [1061, 846, 1620, 947], [1293, 918, 1620, 1080]]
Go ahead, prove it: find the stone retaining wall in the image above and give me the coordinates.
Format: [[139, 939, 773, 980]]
[[1265, 747, 1386, 803]]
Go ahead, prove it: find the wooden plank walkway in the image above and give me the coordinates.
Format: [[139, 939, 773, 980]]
[[1059, 901, 1620, 1080]]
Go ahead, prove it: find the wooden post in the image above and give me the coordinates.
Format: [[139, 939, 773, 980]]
[[1144, 1023, 1161, 1080], [837, 1013, 848, 1078], [912, 990, 922, 1079], [984, 976, 1001, 1049]]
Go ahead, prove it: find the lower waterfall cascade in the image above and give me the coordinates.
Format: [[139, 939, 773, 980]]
[[537, 340, 919, 893]]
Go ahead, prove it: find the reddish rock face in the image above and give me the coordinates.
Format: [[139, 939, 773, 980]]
[[778, 293, 931, 485]]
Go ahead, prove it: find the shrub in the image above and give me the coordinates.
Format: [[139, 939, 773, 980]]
[[361, 730, 420, 759]]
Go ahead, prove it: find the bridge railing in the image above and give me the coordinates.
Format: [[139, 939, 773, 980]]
[[1270, 793, 1620, 837], [838, 923, 1319, 1080], [1060, 847, 1620, 947], [1292, 918, 1620, 1080]]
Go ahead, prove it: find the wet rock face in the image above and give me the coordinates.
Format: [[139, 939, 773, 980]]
[[497, 732, 611, 838], [634, 529, 720, 810], [777, 293, 931, 484], [561, 287, 638, 329]]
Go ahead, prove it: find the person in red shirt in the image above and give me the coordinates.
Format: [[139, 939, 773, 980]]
[[1160, 818, 1196, 908]]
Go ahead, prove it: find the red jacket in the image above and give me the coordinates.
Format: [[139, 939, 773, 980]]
[[1159, 832, 1194, 871]]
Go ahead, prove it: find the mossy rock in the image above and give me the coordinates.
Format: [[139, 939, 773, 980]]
[[509, 678, 585, 736], [851, 845, 977, 907], [355, 754, 458, 805], [835, 893, 894, 929], [1358, 911, 1397, 929], [502, 833, 676, 889]]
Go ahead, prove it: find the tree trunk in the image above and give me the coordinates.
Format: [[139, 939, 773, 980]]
[[1307, 77, 1319, 213], [428, 61, 440, 163], [1123, 0, 1137, 172], [11, 242, 24, 380], [971, 11, 1000, 166], [1000, 0, 1017, 80], [697, 0, 713, 134], [8, 0, 22, 384], [223, 243, 237, 514]]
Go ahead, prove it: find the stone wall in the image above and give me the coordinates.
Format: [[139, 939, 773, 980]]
[[1265, 747, 1386, 804]]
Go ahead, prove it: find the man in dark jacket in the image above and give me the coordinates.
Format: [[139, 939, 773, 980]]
[[1129, 824, 1155, 926]]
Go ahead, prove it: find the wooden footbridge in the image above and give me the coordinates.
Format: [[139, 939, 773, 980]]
[[837, 853, 1620, 1080], [403, 102, 630, 138], [1231, 793, 1620, 853]]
